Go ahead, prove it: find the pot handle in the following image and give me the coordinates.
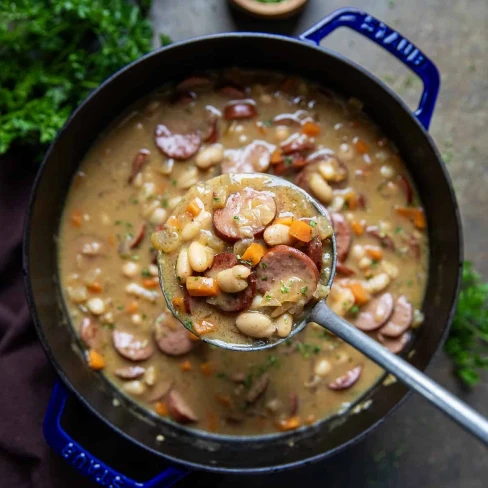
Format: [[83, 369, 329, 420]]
[[44, 381, 187, 488], [299, 7, 440, 130]]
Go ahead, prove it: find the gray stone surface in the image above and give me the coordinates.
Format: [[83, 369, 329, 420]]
[[152, 1, 487, 485]]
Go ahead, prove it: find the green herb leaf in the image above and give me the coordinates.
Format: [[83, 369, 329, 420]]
[[309, 220, 317, 228]]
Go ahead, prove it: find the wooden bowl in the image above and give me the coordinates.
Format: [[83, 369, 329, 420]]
[[229, 0, 308, 19]]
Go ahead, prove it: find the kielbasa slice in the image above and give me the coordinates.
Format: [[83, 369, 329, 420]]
[[336, 263, 355, 276], [206, 253, 256, 312], [273, 114, 301, 126], [167, 390, 198, 423], [328, 365, 362, 390], [366, 226, 395, 251], [176, 75, 211, 92], [79, 317, 100, 349], [218, 82, 247, 99], [154, 313, 194, 356], [379, 295, 413, 338], [145, 380, 173, 403], [255, 245, 319, 301], [281, 134, 314, 155], [112, 330, 154, 361], [128, 149, 150, 184], [397, 175, 413, 204], [155, 124, 201, 161], [129, 222, 146, 249], [213, 188, 277, 242], [114, 366, 146, 379], [246, 373, 269, 404], [306, 236, 323, 272], [378, 331, 410, 354], [221, 141, 274, 174], [353, 293, 394, 331], [223, 101, 257, 120], [330, 213, 352, 262]]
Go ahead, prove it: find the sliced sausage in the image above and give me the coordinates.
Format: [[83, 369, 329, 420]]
[[246, 373, 269, 403], [306, 236, 323, 272], [289, 392, 299, 416], [155, 124, 201, 161], [128, 149, 150, 184], [328, 365, 362, 390], [145, 379, 173, 403], [176, 75, 211, 92], [79, 317, 100, 349], [378, 331, 410, 354], [170, 90, 196, 105], [221, 141, 274, 174], [405, 234, 421, 259], [353, 293, 394, 331], [331, 213, 352, 262], [183, 290, 193, 314], [218, 82, 246, 99], [213, 188, 277, 242], [281, 134, 314, 155], [112, 330, 154, 361], [379, 295, 413, 337], [272, 152, 307, 176], [336, 263, 355, 276], [114, 366, 146, 379], [397, 175, 413, 204], [366, 226, 395, 251], [129, 222, 146, 249], [78, 236, 105, 257], [154, 313, 194, 356], [223, 101, 257, 120], [167, 390, 198, 423], [273, 114, 301, 126], [202, 113, 219, 143], [206, 253, 256, 312], [255, 245, 319, 302]]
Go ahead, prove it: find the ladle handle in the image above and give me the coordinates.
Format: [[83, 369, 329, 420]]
[[310, 301, 488, 446]]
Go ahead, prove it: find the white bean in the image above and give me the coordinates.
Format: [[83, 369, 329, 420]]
[[149, 207, 168, 225], [168, 196, 182, 209], [159, 158, 174, 175], [176, 167, 198, 189], [274, 125, 290, 142], [67, 285, 88, 303], [194, 210, 212, 228], [309, 173, 333, 204], [351, 244, 366, 260], [188, 242, 214, 272], [358, 256, 372, 269], [102, 312, 114, 324], [328, 284, 355, 316], [181, 222, 201, 241], [144, 366, 157, 386], [86, 297, 105, 315], [380, 164, 395, 179], [263, 223, 293, 246], [133, 172, 143, 188], [140, 182, 156, 200], [381, 260, 399, 279], [176, 247, 192, 283], [362, 272, 391, 294], [338, 143, 354, 162], [217, 265, 249, 293], [148, 264, 159, 276], [235, 312, 276, 338], [123, 380, 146, 396], [275, 313, 292, 338], [314, 359, 332, 377], [122, 261, 140, 278], [126, 283, 158, 302], [195, 144, 224, 169], [131, 313, 142, 325]]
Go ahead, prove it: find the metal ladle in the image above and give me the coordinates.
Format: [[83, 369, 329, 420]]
[[157, 174, 488, 445]]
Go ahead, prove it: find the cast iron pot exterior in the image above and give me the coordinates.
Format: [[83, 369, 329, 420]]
[[24, 27, 462, 473]]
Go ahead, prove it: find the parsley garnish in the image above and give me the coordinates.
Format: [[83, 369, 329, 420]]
[[300, 286, 308, 295], [349, 305, 360, 317], [141, 269, 151, 278], [280, 281, 290, 294], [309, 220, 317, 228]]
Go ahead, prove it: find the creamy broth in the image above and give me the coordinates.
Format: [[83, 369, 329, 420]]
[[58, 70, 427, 434]]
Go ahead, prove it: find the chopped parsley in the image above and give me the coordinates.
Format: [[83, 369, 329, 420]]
[[261, 276, 268, 281], [264, 293, 272, 301], [116, 305, 124, 311], [171, 179, 177, 186], [131, 255, 140, 261], [300, 286, 308, 295], [262, 119, 273, 127], [280, 281, 290, 294], [349, 305, 360, 317], [216, 372, 228, 379], [142, 313, 147, 319], [102, 323, 114, 329], [233, 215, 239, 220], [284, 156, 293, 166], [114, 220, 122, 226], [177, 275, 182, 282], [161, 199, 168, 208], [261, 262, 267, 269], [141, 268, 151, 278], [371, 259, 380, 268], [213, 197, 220, 202], [309, 220, 317, 228], [130, 198, 139, 205], [395, 226, 404, 234], [296, 342, 320, 359]]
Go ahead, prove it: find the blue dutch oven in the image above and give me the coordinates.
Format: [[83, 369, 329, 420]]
[[23, 8, 462, 488]]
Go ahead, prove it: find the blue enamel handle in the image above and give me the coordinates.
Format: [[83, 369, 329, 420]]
[[299, 7, 440, 130], [44, 381, 187, 488]]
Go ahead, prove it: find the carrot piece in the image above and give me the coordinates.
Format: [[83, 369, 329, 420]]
[[270, 148, 284, 164], [241, 243, 266, 266], [87, 282, 103, 293], [188, 330, 201, 341], [215, 394, 233, 408], [347, 282, 371, 306], [354, 138, 369, 154], [274, 216, 293, 226], [194, 319, 216, 335], [126, 301, 139, 313], [304, 414, 316, 426], [71, 210, 83, 227], [186, 198, 202, 217], [207, 412, 219, 432], [172, 296, 185, 313], [289, 220, 313, 243], [365, 246, 383, 261], [395, 207, 426, 230], [166, 215, 180, 229], [155, 401, 169, 416], [186, 277, 220, 297], [107, 234, 116, 247], [301, 121, 320, 137], [276, 416, 302, 431], [180, 360, 192, 372], [87, 349, 105, 370], [200, 362, 216, 376], [142, 277, 159, 289], [351, 220, 364, 236]]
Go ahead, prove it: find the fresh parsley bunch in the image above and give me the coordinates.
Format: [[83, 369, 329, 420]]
[[0, 0, 165, 157]]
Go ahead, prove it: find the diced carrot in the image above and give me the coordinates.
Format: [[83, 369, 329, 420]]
[[172, 296, 185, 313], [344, 191, 358, 210], [71, 210, 83, 227], [166, 215, 179, 229], [107, 234, 116, 247], [347, 282, 371, 306], [276, 416, 302, 432], [186, 198, 202, 217], [186, 277, 220, 297], [395, 207, 426, 230], [142, 277, 159, 289], [207, 413, 219, 432], [200, 362, 216, 376], [87, 349, 105, 370], [270, 148, 283, 164], [180, 360, 192, 372], [351, 220, 364, 236], [87, 282, 103, 293], [365, 246, 383, 261], [194, 319, 216, 335], [274, 216, 294, 226], [215, 394, 233, 408], [241, 243, 266, 266], [354, 138, 369, 154], [154, 401, 168, 416], [126, 301, 139, 313], [304, 414, 316, 426], [188, 330, 201, 341], [289, 220, 313, 243], [301, 121, 320, 137]]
